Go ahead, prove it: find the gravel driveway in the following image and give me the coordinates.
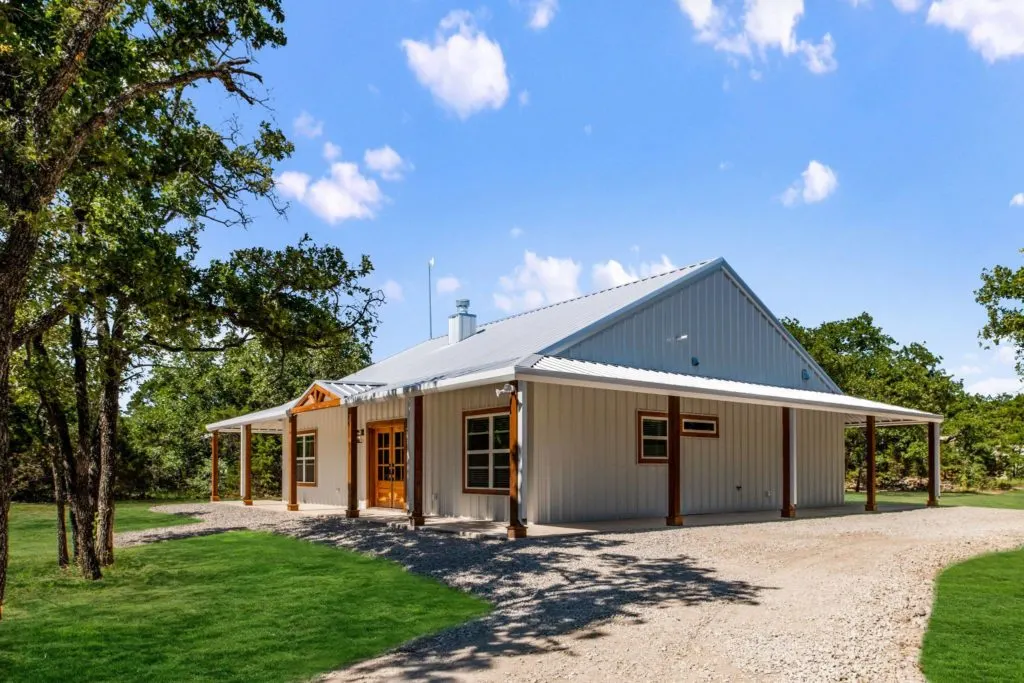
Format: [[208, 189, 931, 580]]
[[126, 503, 1024, 682]]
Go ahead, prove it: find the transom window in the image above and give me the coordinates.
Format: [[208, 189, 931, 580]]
[[296, 432, 316, 485], [464, 411, 511, 492], [682, 416, 719, 437]]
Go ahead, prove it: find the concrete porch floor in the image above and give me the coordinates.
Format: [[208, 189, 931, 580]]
[[214, 499, 921, 539]]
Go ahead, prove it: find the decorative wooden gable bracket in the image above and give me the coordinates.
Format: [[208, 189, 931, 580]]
[[292, 384, 342, 414]]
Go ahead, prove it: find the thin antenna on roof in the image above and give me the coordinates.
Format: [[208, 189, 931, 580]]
[[428, 257, 435, 338]]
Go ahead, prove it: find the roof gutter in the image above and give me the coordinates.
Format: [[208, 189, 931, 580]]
[[345, 365, 517, 405]]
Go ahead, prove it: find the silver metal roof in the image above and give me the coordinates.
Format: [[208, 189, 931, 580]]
[[205, 400, 296, 432], [342, 259, 717, 388], [318, 381, 382, 398], [519, 356, 943, 425]]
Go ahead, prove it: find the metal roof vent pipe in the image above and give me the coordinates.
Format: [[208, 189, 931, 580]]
[[448, 299, 477, 344]]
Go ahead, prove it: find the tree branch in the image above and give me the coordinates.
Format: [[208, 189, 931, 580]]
[[39, 58, 262, 206], [32, 0, 121, 134], [12, 303, 69, 349]]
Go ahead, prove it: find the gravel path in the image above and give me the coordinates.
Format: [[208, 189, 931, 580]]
[[123, 503, 1024, 682]]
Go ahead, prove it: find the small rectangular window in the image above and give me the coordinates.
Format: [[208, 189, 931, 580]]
[[464, 410, 512, 493], [681, 415, 719, 438], [637, 412, 669, 464]]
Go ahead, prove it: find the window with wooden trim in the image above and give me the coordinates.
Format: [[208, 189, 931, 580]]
[[464, 411, 511, 492], [682, 415, 719, 438], [637, 412, 669, 463], [296, 432, 316, 485]]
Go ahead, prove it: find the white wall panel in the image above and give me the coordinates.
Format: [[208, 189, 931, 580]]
[[278, 407, 348, 506], [530, 383, 844, 523], [423, 385, 511, 521]]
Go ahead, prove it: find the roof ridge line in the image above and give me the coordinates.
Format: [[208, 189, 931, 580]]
[[481, 258, 716, 328]]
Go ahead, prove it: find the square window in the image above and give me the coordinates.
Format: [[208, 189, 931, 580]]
[[464, 410, 512, 492]]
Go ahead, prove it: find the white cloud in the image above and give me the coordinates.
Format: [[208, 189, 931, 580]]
[[510, 226, 524, 238], [518, 89, 530, 106], [368, 84, 381, 95], [719, 161, 732, 171], [997, 344, 1017, 366], [436, 276, 462, 294], [592, 255, 677, 290], [676, 0, 723, 36], [383, 280, 404, 302], [957, 364, 984, 377], [592, 259, 638, 289], [401, 11, 510, 119], [293, 111, 324, 139], [363, 145, 411, 181], [1011, 193, 1024, 206], [967, 376, 1023, 396], [276, 162, 384, 225], [781, 160, 838, 206], [528, 0, 558, 30], [801, 33, 838, 74], [583, 123, 593, 135], [493, 251, 581, 313], [322, 141, 341, 161], [674, 0, 837, 75], [892, 0, 924, 12], [927, 0, 1024, 62]]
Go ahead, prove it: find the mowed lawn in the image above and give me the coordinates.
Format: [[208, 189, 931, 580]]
[[920, 548, 1024, 682], [0, 503, 489, 683], [845, 488, 1024, 509]]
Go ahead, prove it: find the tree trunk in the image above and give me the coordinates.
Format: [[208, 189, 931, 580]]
[[49, 446, 70, 569], [95, 305, 123, 567], [69, 314, 101, 579]]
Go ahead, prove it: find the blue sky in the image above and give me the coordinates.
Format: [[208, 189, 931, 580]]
[[197, 0, 1024, 395]]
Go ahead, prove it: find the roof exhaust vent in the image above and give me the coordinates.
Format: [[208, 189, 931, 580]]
[[448, 299, 477, 344]]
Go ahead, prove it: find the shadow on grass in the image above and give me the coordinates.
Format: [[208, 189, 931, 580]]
[[280, 515, 770, 679]]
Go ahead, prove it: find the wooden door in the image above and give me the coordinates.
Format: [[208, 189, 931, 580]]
[[371, 422, 406, 509]]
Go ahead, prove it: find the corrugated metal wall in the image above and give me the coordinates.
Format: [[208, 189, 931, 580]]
[[796, 410, 846, 507], [529, 383, 844, 523], [557, 269, 835, 392], [278, 407, 348, 506], [423, 386, 511, 521]]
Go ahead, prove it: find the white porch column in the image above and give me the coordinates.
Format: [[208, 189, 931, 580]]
[[517, 380, 528, 524]]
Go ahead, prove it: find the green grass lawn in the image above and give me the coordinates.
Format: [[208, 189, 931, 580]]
[[920, 548, 1024, 682], [845, 489, 1024, 509], [0, 503, 489, 683]]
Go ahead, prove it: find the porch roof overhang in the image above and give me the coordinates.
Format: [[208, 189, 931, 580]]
[[515, 356, 943, 427], [205, 401, 295, 433]]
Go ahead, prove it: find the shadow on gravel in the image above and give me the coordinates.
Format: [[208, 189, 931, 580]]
[[285, 515, 770, 680]]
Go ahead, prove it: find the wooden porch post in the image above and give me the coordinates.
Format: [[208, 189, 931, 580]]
[[410, 396, 425, 527], [865, 415, 877, 512], [927, 422, 940, 507], [666, 395, 683, 526], [346, 406, 359, 518], [507, 381, 527, 539], [781, 407, 796, 518], [242, 424, 253, 506], [210, 430, 220, 502], [287, 413, 299, 511]]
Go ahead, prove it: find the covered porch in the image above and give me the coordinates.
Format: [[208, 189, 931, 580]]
[[204, 360, 943, 540]]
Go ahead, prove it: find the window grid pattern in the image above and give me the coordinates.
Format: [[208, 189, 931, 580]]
[[465, 412, 511, 492]]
